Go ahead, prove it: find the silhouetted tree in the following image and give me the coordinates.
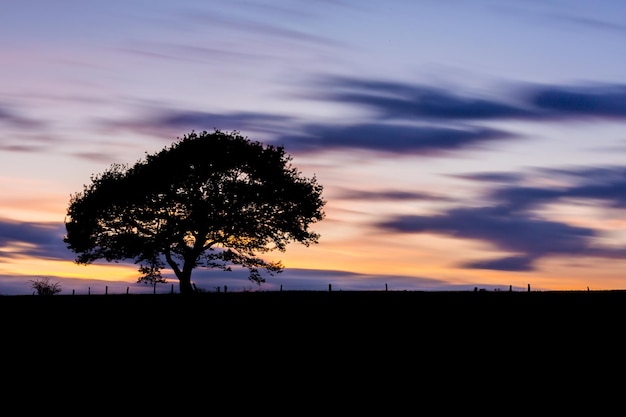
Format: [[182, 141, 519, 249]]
[[64, 130, 326, 294], [29, 277, 62, 296]]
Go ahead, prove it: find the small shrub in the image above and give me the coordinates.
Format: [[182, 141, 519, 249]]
[[29, 277, 62, 296]]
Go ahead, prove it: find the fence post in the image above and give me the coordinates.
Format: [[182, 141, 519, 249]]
[[328, 283, 332, 292], [105, 286, 108, 295], [88, 287, 91, 295], [171, 284, 174, 294]]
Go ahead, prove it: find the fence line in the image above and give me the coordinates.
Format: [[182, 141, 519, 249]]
[[45, 282, 543, 296], [65, 283, 178, 296]]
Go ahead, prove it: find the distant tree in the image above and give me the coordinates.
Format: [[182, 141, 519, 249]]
[[140, 263, 168, 294], [63, 129, 326, 295], [29, 277, 62, 296]]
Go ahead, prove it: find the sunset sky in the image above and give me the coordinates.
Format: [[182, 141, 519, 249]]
[[2, 0, 626, 295]]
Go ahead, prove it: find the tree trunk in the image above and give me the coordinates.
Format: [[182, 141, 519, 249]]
[[179, 279, 194, 294], [178, 274, 194, 294], [177, 269, 194, 294], [166, 254, 196, 295]]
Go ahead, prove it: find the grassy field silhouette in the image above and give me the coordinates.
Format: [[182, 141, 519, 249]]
[[4, 289, 624, 331], [3, 289, 621, 384]]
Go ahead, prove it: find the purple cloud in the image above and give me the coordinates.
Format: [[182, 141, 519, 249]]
[[0, 219, 70, 261], [335, 188, 450, 202], [530, 84, 626, 118], [462, 256, 534, 271], [101, 109, 292, 139], [487, 167, 626, 209], [310, 75, 626, 122], [315, 76, 535, 120], [96, 78, 626, 161], [377, 165, 626, 271], [0, 104, 47, 129], [380, 205, 598, 272], [277, 123, 515, 155]]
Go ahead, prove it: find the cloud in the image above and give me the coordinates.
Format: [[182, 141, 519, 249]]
[[0, 143, 48, 153], [179, 6, 345, 48], [377, 165, 626, 271], [99, 78, 626, 160], [315, 76, 535, 120], [530, 84, 626, 119], [69, 151, 120, 164], [462, 256, 534, 272], [154, 110, 290, 131], [335, 188, 451, 202], [103, 106, 517, 157], [119, 43, 272, 65], [450, 172, 526, 184], [309, 75, 626, 122], [188, 266, 467, 292], [560, 15, 626, 34], [379, 205, 599, 272], [0, 103, 46, 129], [488, 186, 564, 212], [102, 109, 293, 139], [493, 3, 626, 36], [0, 219, 70, 261], [277, 123, 515, 155], [487, 166, 626, 209]]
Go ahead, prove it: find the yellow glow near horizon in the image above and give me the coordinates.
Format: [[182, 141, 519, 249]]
[[0, 256, 139, 282], [270, 227, 626, 291]]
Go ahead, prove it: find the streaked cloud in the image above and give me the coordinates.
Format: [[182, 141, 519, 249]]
[[101, 109, 293, 139], [187, 266, 469, 292], [78, 78, 626, 161], [487, 166, 626, 209], [313, 76, 535, 120], [0, 219, 69, 261], [98, 105, 517, 157], [276, 123, 515, 156], [529, 84, 626, 119], [378, 165, 626, 271], [335, 188, 451, 202], [0, 103, 47, 129], [309, 75, 626, 122], [180, 7, 343, 48]]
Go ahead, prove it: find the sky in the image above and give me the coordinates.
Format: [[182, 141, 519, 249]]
[[2, 0, 626, 295]]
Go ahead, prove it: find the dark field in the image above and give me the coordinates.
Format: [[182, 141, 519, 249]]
[[4, 289, 623, 389], [4, 289, 626, 334]]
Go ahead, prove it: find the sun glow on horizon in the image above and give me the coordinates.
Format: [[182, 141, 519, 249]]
[[0, 256, 140, 282]]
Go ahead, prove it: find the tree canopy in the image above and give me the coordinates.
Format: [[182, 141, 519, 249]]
[[64, 129, 326, 294]]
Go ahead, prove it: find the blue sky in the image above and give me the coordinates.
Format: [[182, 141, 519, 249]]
[[2, 0, 626, 294]]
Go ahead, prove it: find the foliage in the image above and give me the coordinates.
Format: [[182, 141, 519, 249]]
[[29, 277, 62, 296], [63, 129, 326, 294]]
